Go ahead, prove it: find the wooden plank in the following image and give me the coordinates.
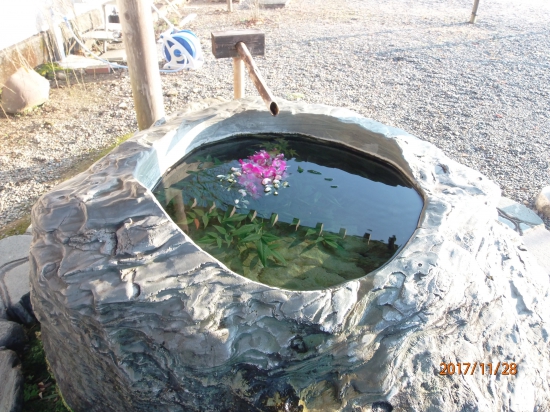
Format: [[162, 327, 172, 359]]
[[211, 30, 265, 58], [236, 41, 278, 116], [117, 0, 165, 130]]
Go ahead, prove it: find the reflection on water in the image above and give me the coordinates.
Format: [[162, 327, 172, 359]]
[[153, 134, 423, 290]]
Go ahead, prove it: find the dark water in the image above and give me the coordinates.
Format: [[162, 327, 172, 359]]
[[153, 134, 423, 290]]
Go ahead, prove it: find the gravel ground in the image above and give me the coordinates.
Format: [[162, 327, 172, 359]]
[[1, 0, 549, 232]]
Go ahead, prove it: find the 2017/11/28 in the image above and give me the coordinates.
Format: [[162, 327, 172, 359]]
[[439, 362, 518, 376]]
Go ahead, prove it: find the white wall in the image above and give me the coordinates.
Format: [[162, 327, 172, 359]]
[[0, 0, 111, 51]]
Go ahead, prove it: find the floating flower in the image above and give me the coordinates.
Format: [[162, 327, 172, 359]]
[[220, 149, 291, 199]]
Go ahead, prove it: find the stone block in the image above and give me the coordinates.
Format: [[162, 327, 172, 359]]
[[0, 235, 34, 324], [0, 350, 24, 412], [259, 0, 291, 8], [0, 319, 27, 351], [0, 68, 50, 114], [497, 196, 544, 233], [0, 235, 31, 268], [535, 186, 550, 219]]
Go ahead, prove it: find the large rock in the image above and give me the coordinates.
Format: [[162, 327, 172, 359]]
[[29, 98, 550, 411], [0, 67, 49, 114], [0, 350, 24, 412], [535, 185, 550, 218]]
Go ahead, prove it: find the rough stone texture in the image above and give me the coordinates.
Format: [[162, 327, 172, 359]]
[[0, 235, 35, 324], [0, 67, 50, 114], [536, 186, 550, 219], [29, 98, 550, 411], [0, 349, 24, 412], [0, 319, 27, 351]]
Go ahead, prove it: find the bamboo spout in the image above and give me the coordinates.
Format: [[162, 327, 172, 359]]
[[236, 42, 279, 116]]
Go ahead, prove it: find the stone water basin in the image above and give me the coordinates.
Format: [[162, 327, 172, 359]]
[[29, 97, 550, 411]]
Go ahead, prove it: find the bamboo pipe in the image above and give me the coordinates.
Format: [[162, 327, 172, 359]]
[[235, 41, 279, 116]]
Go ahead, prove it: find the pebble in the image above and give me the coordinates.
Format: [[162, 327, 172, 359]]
[[1, 0, 550, 232]]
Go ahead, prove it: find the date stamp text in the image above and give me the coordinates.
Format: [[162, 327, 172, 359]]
[[439, 362, 517, 376]]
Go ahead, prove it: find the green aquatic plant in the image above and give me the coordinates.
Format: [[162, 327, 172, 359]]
[[183, 202, 285, 268], [173, 195, 349, 269], [262, 137, 298, 159]]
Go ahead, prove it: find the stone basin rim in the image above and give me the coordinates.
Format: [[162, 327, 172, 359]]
[[138, 99, 428, 292]]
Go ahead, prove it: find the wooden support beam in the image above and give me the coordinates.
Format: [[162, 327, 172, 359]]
[[233, 57, 245, 99], [470, 0, 480, 23], [227, 0, 233, 12], [117, 0, 165, 130]]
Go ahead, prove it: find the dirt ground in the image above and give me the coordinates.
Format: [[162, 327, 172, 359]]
[[1, 0, 549, 237]]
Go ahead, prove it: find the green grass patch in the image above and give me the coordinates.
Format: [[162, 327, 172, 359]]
[[94, 131, 134, 159], [0, 215, 31, 239], [35, 63, 64, 79], [21, 324, 71, 412]]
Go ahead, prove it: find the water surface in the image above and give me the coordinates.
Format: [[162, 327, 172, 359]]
[[153, 134, 423, 290]]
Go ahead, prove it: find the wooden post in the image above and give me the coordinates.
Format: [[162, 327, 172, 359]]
[[233, 57, 245, 99], [470, 0, 480, 23], [117, 0, 165, 130], [227, 0, 233, 12], [236, 42, 279, 116]]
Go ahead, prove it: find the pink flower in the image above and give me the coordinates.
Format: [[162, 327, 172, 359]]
[[235, 150, 288, 197]]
